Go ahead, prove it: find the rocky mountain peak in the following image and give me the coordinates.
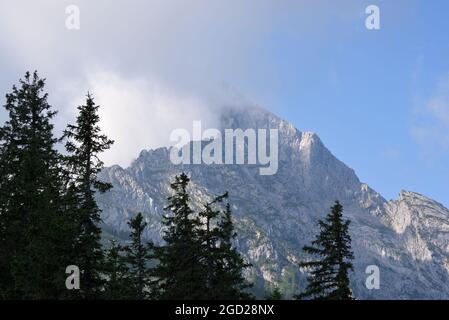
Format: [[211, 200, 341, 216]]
[[97, 105, 449, 299]]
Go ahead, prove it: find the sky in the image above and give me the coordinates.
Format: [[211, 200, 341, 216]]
[[0, 0, 448, 207]]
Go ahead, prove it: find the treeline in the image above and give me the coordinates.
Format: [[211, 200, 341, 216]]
[[0, 72, 354, 300], [102, 174, 253, 300], [0, 71, 251, 299]]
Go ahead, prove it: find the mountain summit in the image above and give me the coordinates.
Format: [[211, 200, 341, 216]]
[[97, 106, 449, 299]]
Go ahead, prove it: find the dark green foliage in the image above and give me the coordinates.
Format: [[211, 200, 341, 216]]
[[265, 287, 283, 300], [207, 202, 253, 299], [0, 73, 253, 300], [153, 173, 252, 300], [296, 201, 354, 300], [63, 92, 114, 298], [123, 213, 153, 299], [104, 214, 154, 300], [103, 240, 131, 299], [0, 71, 74, 299], [153, 173, 207, 299], [198, 193, 226, 298]]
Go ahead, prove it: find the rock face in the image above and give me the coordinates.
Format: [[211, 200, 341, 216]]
[[97, 106, 449, 299]]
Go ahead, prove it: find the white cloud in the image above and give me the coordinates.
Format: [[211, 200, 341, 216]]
[[66, 70, 220, 167], [0, 0, 339, 96], [411, 75, 449, 153], [427, 90, 449, 126], [0, 0, 353, 166]]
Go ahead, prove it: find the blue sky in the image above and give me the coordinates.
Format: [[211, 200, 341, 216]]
[[265, 1, 449, 206], [0, 0, 448, 206]]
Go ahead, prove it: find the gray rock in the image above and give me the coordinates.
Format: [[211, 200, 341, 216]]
[[97, 106, 449, 299]]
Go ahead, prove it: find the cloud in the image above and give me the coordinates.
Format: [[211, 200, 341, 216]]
[[0, 0, 342, 96], [0, 0, 287, 93], [411, 75, 449, 154], [65, 70, 220, 167], [0, 0, 277, 167], [0, 0, 357, 166]]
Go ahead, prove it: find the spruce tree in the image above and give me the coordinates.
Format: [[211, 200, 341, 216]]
[[265, 287, 283, 300], [63, 92, 114, 298], [153, 173, 207, 299], [198, 192, 227, 297], [103, 240, 131, 299], [0, 71, 73, 299], [296, 201, 354, 300], [123, 212, 153, 299], [212, 202, 253, 299]]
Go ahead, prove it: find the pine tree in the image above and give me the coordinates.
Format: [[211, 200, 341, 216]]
[[153, 173, 207, 299], [63, 92, 114, 298], [103, 240, 131, 299], [124, 212, 153, 299], [0, 71, 74, 299], [296, 201, 354, 300]]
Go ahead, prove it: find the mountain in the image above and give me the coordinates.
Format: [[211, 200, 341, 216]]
[[97, 106, 449, 299]]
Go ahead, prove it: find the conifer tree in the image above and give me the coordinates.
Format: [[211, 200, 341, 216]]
[[212, 202, 253, 299], [0, 71, 73, 299], [123, 213, 153, 299], [296, 201, 354, 300], [64, 92, 114, 298], [198, 192, 227, 297], [265, 287, 283, 300], [153, 174, 252, 300], [103, 240, 131, 299], [152, 173, 207, 299]]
